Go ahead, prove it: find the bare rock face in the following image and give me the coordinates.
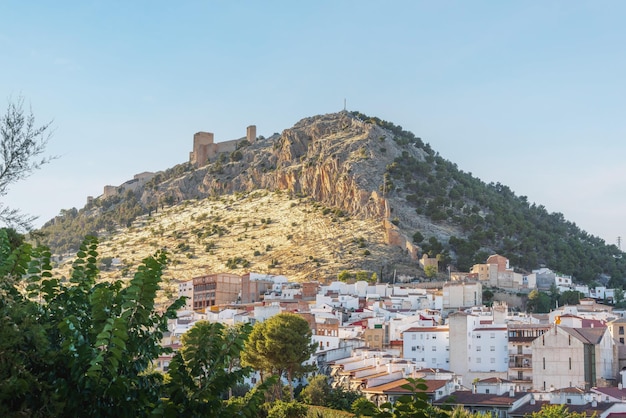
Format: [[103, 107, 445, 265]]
[[145, 111, 462, 259]]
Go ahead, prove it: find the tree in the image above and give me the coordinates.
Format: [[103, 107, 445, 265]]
[[527, 404, 589, 417], [299, 375, 330, 406], [352, 398, 378, 417], [424, 265, 437, 278], [482, 289, 495, 303], [559, 290, 582, 306], [614, 287, 625, 305], [0, 98, 55, 230], [1, 233, 199, 417], [161, 321, 267, 417], [527, 289, 551, 313], [266, 400, 308, 418], [242, 313, 317, 400]]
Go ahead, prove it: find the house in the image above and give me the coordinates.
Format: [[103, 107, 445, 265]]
[[435, 389, 530, 418], [362, 378, 452, 406]]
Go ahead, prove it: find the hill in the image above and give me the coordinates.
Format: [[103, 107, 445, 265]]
[[37, 111, 626, 287]]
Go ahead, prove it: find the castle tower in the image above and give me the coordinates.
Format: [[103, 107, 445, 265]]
[[246, 125, 256, 143], [190, 132, 214, 167]]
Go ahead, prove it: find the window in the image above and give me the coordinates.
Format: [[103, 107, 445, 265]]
[[477, 346, 481, 351], [486, 389, 490, 394], [476, 334, 482, 339], [432, 346, 437, 351], [490, 358, 495, 364], [543, 357, 546, 369], [432, 358, 436, 364], [412, 347, 417, 352], [569, 357, 572, 370], [412, 334, 417, 340], [620, 338, 624, 344], [490, 346, 495, 351], [490, 333, 495, 339], [620, 326, 625, 335], [476, 358, 481, 363]]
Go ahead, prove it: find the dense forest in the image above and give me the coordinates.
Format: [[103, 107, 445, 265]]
[[36, 112, 626, 287]]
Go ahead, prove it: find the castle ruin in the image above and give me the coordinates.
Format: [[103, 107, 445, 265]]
[[189, 125, 256, 167]]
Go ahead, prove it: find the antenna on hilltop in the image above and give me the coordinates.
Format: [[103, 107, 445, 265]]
[[343, 98, 346, 111], [618, 236, 622, 250]]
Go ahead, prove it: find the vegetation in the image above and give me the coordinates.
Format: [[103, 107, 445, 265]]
[[0, 229, 278, 417], [526, 404, 590, 417], [0, 98, 55, 230], [242, 313, 317, 400], [354, 111, 626, 285], [33, 111, 626, 286]]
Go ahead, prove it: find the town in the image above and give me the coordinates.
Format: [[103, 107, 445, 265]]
[[157, 254, 626, 417]]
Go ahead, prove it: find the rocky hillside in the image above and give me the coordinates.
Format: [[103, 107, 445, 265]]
[[38, 111, 626, 286]]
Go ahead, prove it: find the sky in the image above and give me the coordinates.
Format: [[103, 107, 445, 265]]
[[1, 1, 625, 247]]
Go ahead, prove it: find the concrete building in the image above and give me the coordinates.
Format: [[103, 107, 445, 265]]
[[402, 326, 450, 369], [449, 311, 509, 382], [532, 325, 617, 391], [507, 323, 551, 390], [443, 281, 482, 309], [191, 273, 242, 310]]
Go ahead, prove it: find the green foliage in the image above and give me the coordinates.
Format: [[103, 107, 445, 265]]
[[338, 270, 353, 282], [559, 290, 582, 306], [356, 106, 626, 285], [424, 265, 438, 278], [267, 400, 308, 418], [160, 321, 266, 417], [412, 231, 424, 244], [352, 397, 378, 417], [242, 313, 317, 400], [300, 375, 330, 406], [527, 404, 591, 417], [527, 289, 552, 313], [0, 234, 188, 417], [0, 232, 271, 417]]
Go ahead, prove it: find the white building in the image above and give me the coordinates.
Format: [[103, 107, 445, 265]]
[[402, 326, 450, 369]]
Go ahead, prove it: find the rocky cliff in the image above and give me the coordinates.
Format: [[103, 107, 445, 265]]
[[140, 112, 460, 261]]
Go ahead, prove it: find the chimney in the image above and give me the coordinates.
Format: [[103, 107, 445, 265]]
[[592, 398, 598, 407], [530, 396, 536, 405], [509, 388, 515, 397]]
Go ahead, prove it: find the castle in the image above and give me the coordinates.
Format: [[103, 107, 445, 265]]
[[94, 125, 258, 201], [189, 125, 256, 167]]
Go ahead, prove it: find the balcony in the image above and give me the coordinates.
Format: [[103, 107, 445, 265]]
[[508, 359, 531, 369]]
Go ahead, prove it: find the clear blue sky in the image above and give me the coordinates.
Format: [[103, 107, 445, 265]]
[[2, 1, 625, 246]]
